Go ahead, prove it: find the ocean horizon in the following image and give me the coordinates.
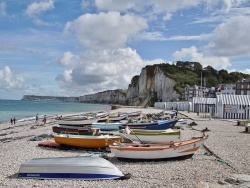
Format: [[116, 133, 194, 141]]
[[0, 99, 111, 124]]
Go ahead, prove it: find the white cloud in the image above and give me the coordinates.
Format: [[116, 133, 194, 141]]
[[64, 11, 147, 50], [25, 0, 54, 18], [91, 0, 248, 23], [205, 16, 250, 57], [94, 0, 201, 12], [59, 52, 80, 67], [32, 18, 52, 26], [163, 12, 172, 21], [242, 69, 250, 74], [221, 0, 248, 11], [0, 66, 25, 91], [140, 32, 210, 41], [56, 48, 165, 95], [0, 2, 6, 17], [95, 0, 139, 11], [173, 46, 231, 69]]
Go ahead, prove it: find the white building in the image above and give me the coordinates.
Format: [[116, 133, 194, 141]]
[[216, 84, 236, 95], [183, 85, 209, 101], [155, 95, 250, 119], [216, 95, 250, 119]]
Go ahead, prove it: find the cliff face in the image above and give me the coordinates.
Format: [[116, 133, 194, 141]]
[[22, 95, 79, 102], [126, 65, 179, 106], [79, 90, 126, 104], [79, 65, 179, 106]]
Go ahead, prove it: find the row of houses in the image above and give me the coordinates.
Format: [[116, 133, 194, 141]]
[[183, 78, 250, 101], [154, 95, 250, 119]]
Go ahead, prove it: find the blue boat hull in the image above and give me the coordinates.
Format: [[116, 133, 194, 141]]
[[119, 119, 178, 130], [18, 173, 122, 180], [18, 156, 127, 180]]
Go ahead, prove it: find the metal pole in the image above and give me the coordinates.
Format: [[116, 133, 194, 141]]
[[201, 71, 202, 87], [205, 92, 207, 118]]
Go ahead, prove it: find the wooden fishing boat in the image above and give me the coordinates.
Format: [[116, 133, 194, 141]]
[[119, 119, 178, 130], [175, 119, 189, 128], [92, 122, 126, 131], [57, 119, 97, 126], [119, 128, 180, 143], [94, 111, 109, 118], [177, 119, 188, 124], [52, 126, 100, 135], [54, 134, 121, 148], [97, 115, 128, 122], [120, 111, 142, 117], [18, 156, 129, 180], [109, 135, 208, 161], [127, 111, 142, 117]]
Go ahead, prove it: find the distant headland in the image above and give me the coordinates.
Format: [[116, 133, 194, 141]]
[[22, 95, 79, 102]]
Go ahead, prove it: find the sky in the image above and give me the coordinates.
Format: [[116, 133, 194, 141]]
[[1, 0, 250, 100]]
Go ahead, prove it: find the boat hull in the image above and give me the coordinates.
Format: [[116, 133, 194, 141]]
[[18, 156, 125, 180], [120, 129, 180, 143], [57, 119, 97, 126], [119, 119, 178, 130], [109, 135, 208, 160], [52, 126, 100, 135], [92, 122, 126, 131], [54, 134, 121, 148]]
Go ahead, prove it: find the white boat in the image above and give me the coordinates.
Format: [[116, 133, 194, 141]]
[[92, 122, 126, 131], [119, 129, 180, 143], [177, 119, 188, 124], [18, 156, 129, 180], [175, 119, 189, 128], [94, 111, 109, 118], [109, 135, 208, 161], [57, 119, 97, 126]]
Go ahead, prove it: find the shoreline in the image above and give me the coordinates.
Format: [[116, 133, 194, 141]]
[[0, 107, 249, 187]]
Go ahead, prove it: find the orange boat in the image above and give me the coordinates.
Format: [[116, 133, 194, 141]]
[[54, 134, 121, 149]]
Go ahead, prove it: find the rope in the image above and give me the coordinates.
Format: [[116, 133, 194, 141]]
[[202, 144, 238, 172]]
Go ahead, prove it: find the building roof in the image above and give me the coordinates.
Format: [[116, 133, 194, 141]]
[[217, 95, 250, 105], [192, 97, 216, 104]]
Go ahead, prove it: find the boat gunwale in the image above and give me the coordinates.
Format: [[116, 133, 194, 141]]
[[109, 135, 208, 151]]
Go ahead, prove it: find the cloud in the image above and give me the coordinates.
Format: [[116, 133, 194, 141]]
[[140, 32, 210, 41], [59, 52, 80, 67], [91, 0, 248, 23], [93, 1, 247, 14], [0, 2, 6, 17], [56, 48, 165, 95], [95, 0, 138, 11], [205, 16, 250, 57], [0, 66, 26, 91], [173, 46, 231, 69], [242, 69, 250, 74], [24, 0, 54, 18], [64, 11, 147, 50], [94, 0, 201, 12]]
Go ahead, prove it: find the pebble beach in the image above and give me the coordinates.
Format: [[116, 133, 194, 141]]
[[0, 107, 249, 188]]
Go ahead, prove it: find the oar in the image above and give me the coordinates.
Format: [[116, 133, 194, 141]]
[[125, 125, 142, 143]]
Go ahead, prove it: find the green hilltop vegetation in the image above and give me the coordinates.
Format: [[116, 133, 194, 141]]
[[156, 61, 250, 96]]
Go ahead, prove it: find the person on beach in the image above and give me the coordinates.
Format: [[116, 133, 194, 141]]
[[13, 117, 16, 124], [10, 118, 13, 125], [43, 115, 46, 124], [35, 114, 39, 125]]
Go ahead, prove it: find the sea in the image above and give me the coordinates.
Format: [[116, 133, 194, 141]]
[[0, 99, 111, 124]]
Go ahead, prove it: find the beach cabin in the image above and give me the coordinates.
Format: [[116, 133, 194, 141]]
[[216, 95, 250, 119], [192, 97, 216, 116], [154, 102, 192, 112]]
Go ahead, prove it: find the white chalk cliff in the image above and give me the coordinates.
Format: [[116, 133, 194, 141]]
[[79, 65, 180, 106]]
